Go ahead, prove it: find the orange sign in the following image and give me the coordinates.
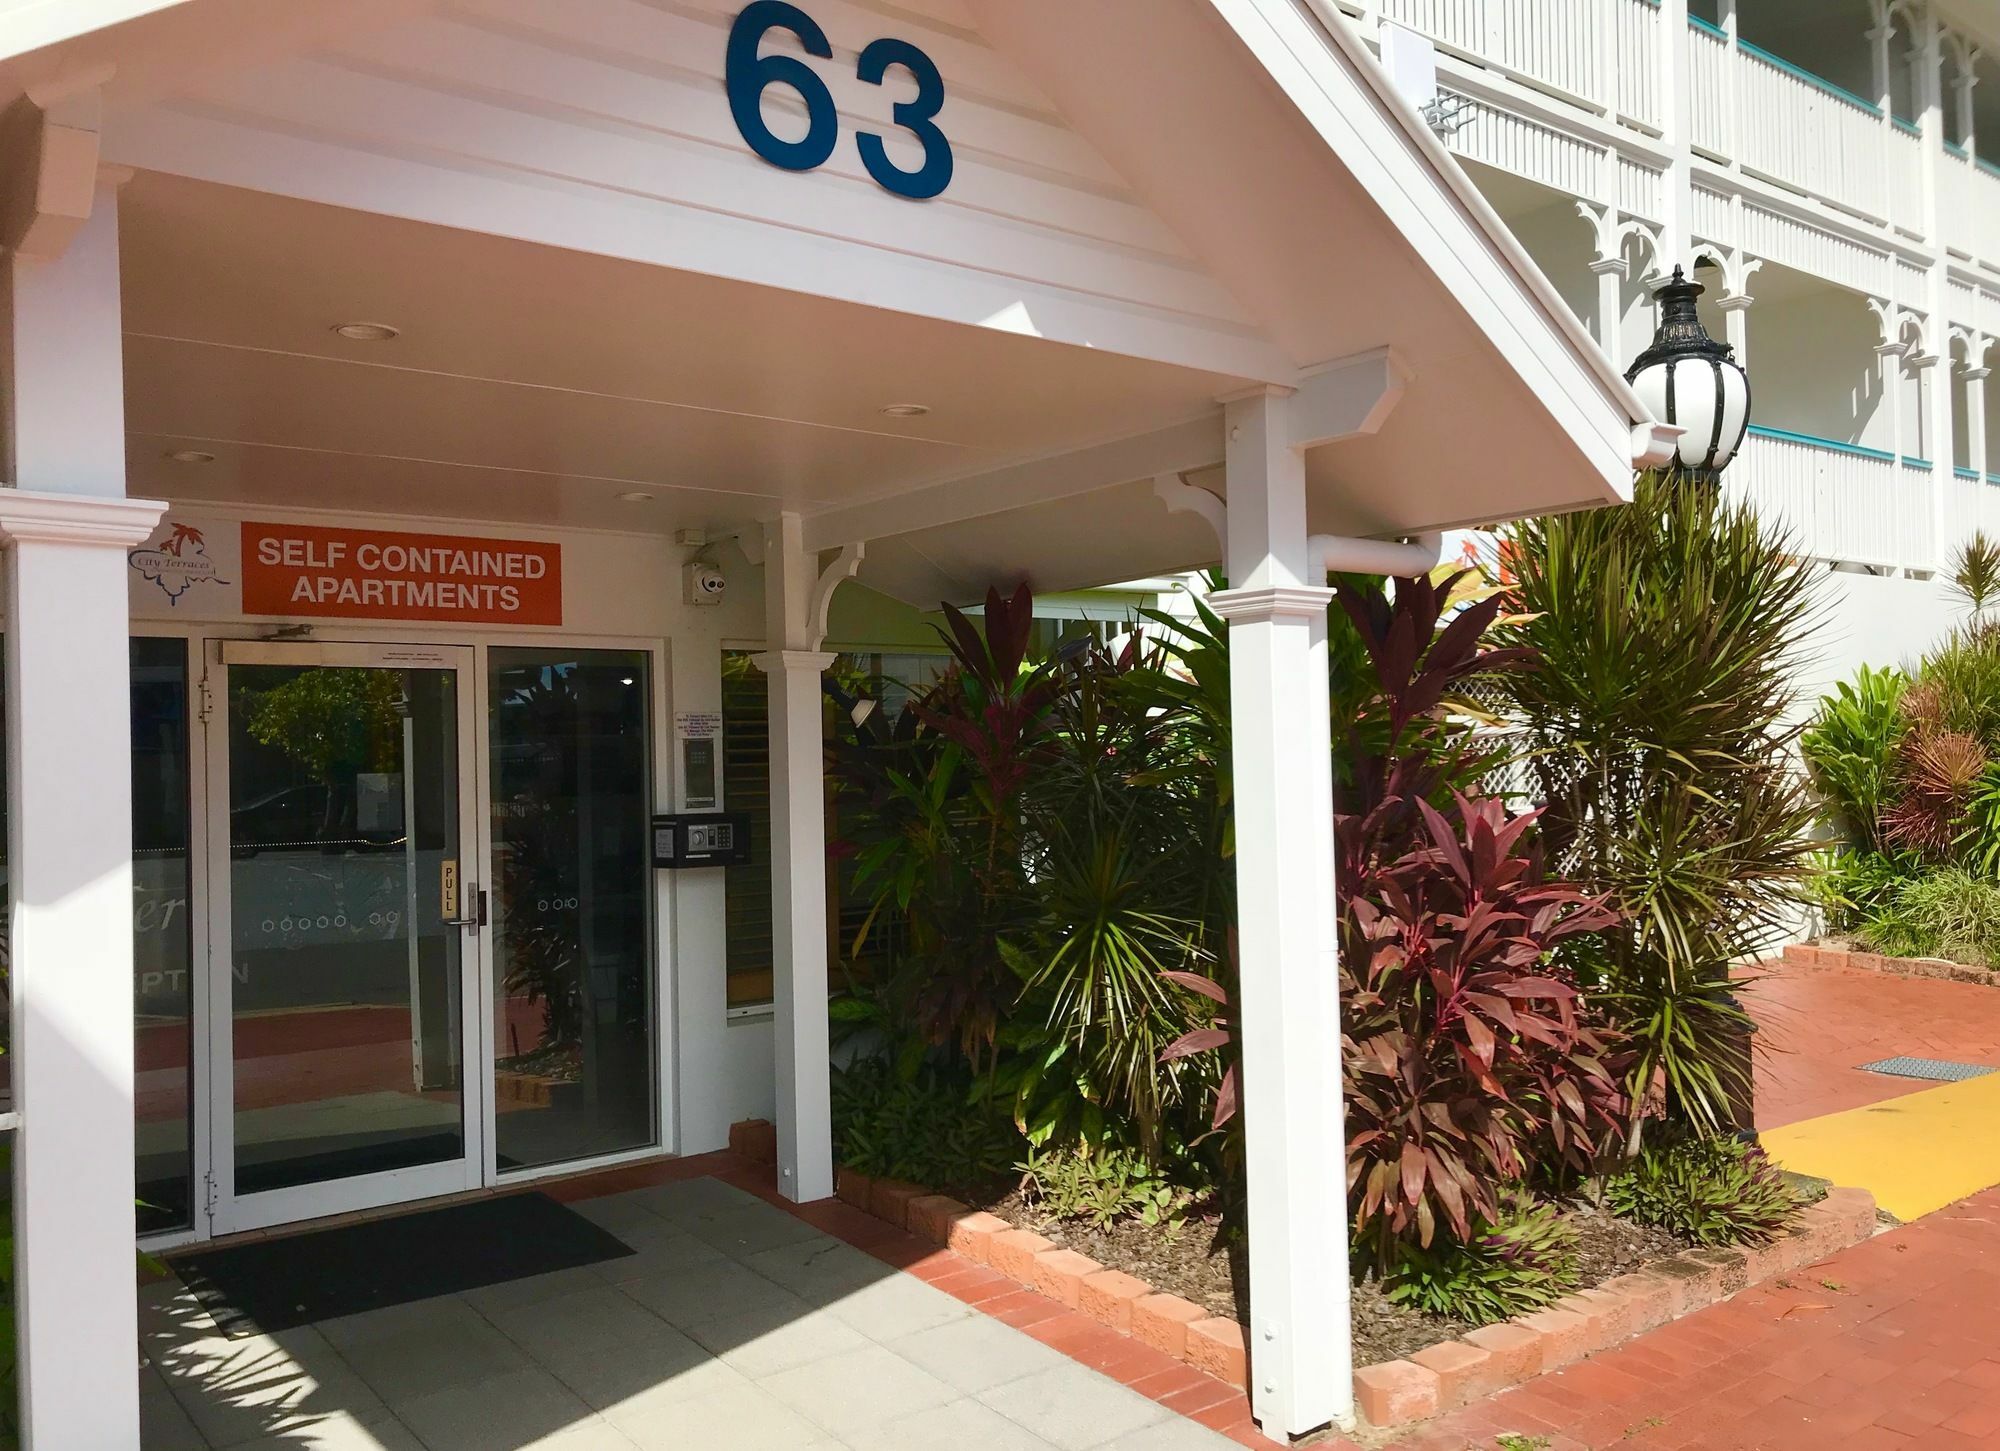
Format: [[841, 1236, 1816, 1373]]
[[241, 522, 562, 625]]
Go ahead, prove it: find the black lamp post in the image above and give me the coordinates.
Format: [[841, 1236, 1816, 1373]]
[[1626, 266, 1752, 480]]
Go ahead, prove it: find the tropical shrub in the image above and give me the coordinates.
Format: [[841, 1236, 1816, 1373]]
[[1806, 587, 2000, 947], [830, 1055, 1024, 1188], [1494, 471, 1820, 1143], [1603, 1135, 1804, 1246], [1015, 1145, 1188, 1228], [1860, 867, 2000, 967], [833, 589, 1222, 1175], [1164, 573, 1632, 1260], [1383, 1193, 1579, 1325], [1800, 665, 1908, 856], [1342, 792, 1625, 1260], [1808, 845, 1922, 930]]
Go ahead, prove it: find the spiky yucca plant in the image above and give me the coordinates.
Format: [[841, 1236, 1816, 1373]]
[[1493, 471, 1820, 1147]]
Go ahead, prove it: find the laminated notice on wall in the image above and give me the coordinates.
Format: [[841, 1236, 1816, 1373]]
[[241, 522, 562, 625]]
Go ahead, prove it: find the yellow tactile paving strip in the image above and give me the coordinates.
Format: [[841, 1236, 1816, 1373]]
[[1761, 1067, 2000, 1222]]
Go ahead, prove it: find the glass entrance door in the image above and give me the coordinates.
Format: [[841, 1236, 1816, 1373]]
[[207, 640, 482, 1232]]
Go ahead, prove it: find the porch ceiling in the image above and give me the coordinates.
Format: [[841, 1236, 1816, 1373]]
[[27, 0, 1670, 607], [119, 171, 1245, 561]]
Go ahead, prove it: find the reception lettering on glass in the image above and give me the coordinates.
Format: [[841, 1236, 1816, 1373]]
[[725, 1, 954, 201]]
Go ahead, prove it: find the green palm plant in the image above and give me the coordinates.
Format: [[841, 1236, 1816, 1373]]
[[1493, 471, 1821, 1145]]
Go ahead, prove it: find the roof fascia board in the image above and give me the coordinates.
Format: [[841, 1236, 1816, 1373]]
[[1229, 0, 1670, 482], [0, 0, 191, 64]]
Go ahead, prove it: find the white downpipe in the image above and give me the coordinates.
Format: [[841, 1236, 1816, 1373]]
[[1309, 531, 1445, 575]]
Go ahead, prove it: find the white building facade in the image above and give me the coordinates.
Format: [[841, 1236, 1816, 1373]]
[[1344, 0, 2000, 684], [0, 0, 1675, 1443]]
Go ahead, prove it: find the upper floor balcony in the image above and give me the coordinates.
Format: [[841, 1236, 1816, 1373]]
[[1351, 0, 2000, 274]]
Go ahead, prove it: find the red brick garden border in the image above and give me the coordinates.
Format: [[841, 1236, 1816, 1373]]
[[1785, 940, 1998, 986], [730, 1122, 1881, 1431]]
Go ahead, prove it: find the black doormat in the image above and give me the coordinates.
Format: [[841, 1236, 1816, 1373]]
[[176, 1192, 635, 1337]]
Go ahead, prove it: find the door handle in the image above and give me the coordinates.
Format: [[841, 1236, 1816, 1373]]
[[443, 887, 487, 930]]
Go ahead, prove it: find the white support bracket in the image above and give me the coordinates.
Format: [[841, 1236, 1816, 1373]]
[[808, 542, 864, 646], [1154, 472, 1226, 551], [1282, 346, 1411, 448], [0, 77, 112, 261]]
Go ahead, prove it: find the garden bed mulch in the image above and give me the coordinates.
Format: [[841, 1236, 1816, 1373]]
[[968, 1188, 1686, 1368]]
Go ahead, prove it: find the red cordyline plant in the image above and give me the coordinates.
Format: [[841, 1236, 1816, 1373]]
[[1344, 791, 1625, 1259], [920, 583, 1059, 811], [1163, 571, 1630, 1260]]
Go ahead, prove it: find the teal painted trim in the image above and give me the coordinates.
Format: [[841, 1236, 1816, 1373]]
[[1959, 465, 1982, 480], [1736, 38, 1882, 117], [1980, 155, 2000, 179], [1893, 114, 1921, 137], [1947, 140, 1969, 160], [1906, 456, 1935, 471], [1745, 423, 1896, 464], [1688, 14, 1725, 39]]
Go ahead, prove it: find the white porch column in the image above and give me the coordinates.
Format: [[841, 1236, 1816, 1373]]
[[1968, 362, 1992, 480], [1589, 255, 1626, 360], [1657, 0, 1693, 271], [1210, 388, 1351, 1438], [754, 513, 838, 1204], [1, 173, 164, 1449]]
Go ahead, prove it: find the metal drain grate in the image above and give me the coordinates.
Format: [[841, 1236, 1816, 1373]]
[[1857, 1056, 1997, 1083]]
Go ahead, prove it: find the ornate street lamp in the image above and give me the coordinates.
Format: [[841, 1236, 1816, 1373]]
[[1625, 265, 1751, 480]]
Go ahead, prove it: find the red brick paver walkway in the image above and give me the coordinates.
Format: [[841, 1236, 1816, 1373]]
[[1393, 1184, 2000, 1450], [1751, 961, 2000, 1128], [536, 961, 2000, 1451]]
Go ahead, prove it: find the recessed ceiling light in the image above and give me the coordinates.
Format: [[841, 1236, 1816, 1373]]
[[879, 403, 930, 418], [618, 491, 656, 503], [332, 321, 400, 342], [166, 449, 216, 465]]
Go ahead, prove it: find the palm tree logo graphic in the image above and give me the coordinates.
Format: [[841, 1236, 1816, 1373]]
[[130, 522, 229, 604]]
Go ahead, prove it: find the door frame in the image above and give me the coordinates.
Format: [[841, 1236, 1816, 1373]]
[[130, 622, 676, 1248], [204, 636, 486, 1236]]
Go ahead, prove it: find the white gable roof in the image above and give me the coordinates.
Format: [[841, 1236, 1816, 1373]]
[[0, 0, 1672, 601]]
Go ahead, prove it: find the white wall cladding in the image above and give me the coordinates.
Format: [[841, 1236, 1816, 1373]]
[[1453, 98, 1604, 202], [104, 0, 1277, 376]]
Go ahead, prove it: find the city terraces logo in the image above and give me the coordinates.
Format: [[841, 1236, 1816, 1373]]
[[130, 522, 229, 605]]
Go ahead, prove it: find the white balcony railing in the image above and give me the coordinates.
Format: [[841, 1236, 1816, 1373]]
[[1731, 37, 1892, 222], [1376, 0, 1660, 126], [1948, 469, 2000, 555], [1729, 426, 1920, 571], [1944, 150, 2000, 260]]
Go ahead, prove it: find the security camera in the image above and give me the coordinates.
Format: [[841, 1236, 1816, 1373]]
[[684, 560, 727, 606]]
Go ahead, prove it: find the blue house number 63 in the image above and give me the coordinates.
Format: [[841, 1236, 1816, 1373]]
[[726, 0, 953, 201]]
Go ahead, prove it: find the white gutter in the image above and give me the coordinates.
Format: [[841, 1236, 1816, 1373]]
[[1311, 530, 1444, 575]]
